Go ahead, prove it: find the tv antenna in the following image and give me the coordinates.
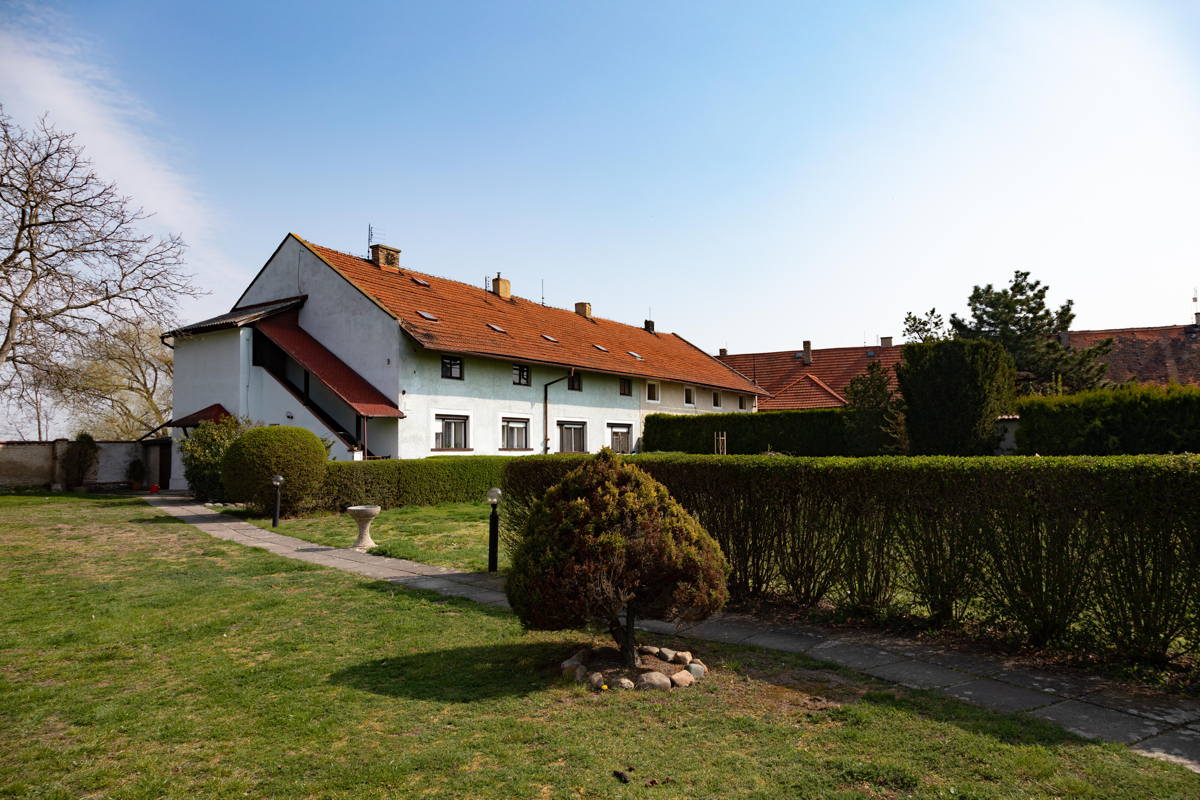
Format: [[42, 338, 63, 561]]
[[541, 279, 545, 306]]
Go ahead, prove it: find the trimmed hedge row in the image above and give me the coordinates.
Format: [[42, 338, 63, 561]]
[[321, 456, 509, 510], [501, 453, 1200, 661], [1016, 384, 1200, 455], [642, 409, 846, 455]]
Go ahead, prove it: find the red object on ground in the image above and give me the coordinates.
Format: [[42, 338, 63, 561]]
[[149, 484, 160, 494]]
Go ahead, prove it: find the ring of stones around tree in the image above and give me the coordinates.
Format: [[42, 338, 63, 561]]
[[561, 644, 710, 691]]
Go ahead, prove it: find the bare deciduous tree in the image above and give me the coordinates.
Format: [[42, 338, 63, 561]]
[[0, 106, 199, 402]]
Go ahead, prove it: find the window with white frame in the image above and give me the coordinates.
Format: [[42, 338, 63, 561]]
[[712, 391, 721, 408], [684, 386, 695, 406], [608, 423, 632, 454], [501, 418, 529, 450], [647, 382, 660, 402], [434, 415, 468, 449], [558, 421, 586, 453]]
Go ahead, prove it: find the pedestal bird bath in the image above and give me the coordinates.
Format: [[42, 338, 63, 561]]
[[346, 505, 382, 551]]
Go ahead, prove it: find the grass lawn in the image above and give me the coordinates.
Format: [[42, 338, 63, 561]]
[[1, 495, 1198, 798], [238, 501, 501, 572]]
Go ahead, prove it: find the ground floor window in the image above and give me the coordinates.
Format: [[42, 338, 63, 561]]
[[558, 421, 586, 453], [608, 423, 632, 454], [435, 415, 468, 449], [501, 418, 529, 449]]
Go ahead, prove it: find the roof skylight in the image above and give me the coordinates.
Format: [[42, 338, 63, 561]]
[[417, 311, 439, 321], [487, 323, 507, 333], [541, 334, 559, 342], [627, 351, 643, 360], [411, 277, 430, 287], [593, 344, 609, 352]]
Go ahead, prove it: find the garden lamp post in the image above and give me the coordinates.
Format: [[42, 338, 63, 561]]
[[271, 474, 285, 528], [486, 487, 502, 572]]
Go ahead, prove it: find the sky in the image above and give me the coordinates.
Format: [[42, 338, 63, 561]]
[[2, 0, 1200, 365]]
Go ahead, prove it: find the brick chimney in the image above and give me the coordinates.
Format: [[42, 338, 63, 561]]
[[491, 272, 511, 300], [370, 244, 401, 272], [719, 347, 728, 357], [644, 319, 655, 333], [880, 336, 893, 348], [802, 340, 812, 365], [575, 302, 592, 319]]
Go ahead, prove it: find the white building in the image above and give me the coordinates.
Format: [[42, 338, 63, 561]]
[[164, 234, 764, 489]]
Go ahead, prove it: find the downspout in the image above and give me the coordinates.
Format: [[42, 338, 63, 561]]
[[542, 371, 571, 454]]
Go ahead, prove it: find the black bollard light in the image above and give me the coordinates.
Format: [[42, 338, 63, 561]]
[[486, 487, 502, 572], [271, 474, 285, 527]]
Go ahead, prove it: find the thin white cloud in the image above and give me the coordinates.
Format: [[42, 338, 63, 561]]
[[0, 2, 237, 321]]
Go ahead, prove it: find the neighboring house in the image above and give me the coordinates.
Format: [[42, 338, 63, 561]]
[[718, 339, 902, 410], [1066, 319, 1200, 385], [163, 234, 764, 488]]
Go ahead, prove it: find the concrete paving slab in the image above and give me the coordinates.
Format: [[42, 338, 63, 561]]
[[992, 667, 1106, 699], [635, 619, 680, 635], [807, 640, 906, 670], [863, 660, 971, 690], [389, 575, 463, 591], [741, 630, 825, 653], [911, 648, 1007, 677], [677, 621, 764, 644], [942, 678, 1056, 713], [1085, 687, 1200, 726], [1132, 727, 1200, 773], [1031, 700, 1168, 744]]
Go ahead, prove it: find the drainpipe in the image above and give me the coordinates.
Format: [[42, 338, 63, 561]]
[[542, 371, 571, 454]]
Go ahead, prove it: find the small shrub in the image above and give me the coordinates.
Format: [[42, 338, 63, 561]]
[[505, 449, 729, 666], [63, 433, 99, 489], [221, 426, 328, 514], [321, 456, 508, 510], [178, 416, 253, 501], [125, 458, 146, 484]]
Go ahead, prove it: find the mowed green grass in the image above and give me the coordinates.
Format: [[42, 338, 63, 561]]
[[1, 495, 1198, 799], [241, 502, 500, 572]]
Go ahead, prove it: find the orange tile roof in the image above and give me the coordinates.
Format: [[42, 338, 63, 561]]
[[719, 345, 902, 410], [257, 310, 405, 418], [288, 235, 765, 395], [1067, 324, 1200, 385]]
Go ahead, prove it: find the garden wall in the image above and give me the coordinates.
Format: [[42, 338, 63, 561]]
[[0, 440, 144, 489], [501, 453, 1200, 661]]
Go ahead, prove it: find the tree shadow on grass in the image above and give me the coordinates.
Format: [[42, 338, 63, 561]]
[[328, 641, 574, 702]]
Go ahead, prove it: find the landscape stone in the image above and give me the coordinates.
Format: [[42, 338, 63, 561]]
[[571, 648, 591, 663], [671, 670, 695, 688], [588, 672, 606, 690], [658, 648, 677, 662], [616, 678, 636, 690], [637, 645, 661, 657], [560, 660, 582, 678], [574, 664, 589, 683], [637, 671, 672, 690], [686, 662, 707, 679], [671, 651, 692, 665]]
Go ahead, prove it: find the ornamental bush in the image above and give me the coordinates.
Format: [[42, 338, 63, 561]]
[[179, 416, 253, 501], [63, 432, 99, 489], [505, 449, 729, 667], [642, 409, 846, 455], [221, 426, 328, 515], [321, 456, 509, 510]]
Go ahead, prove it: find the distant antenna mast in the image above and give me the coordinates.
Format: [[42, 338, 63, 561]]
[[541, 279, 545, 306], [368, 224, 375, 250]]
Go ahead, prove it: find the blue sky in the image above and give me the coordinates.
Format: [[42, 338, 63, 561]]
[[3, 0, 1200, 355]]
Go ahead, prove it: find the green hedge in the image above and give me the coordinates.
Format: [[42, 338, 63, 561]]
[[501, 453, 1200, 661], [1016, 384, 1200, 455], [321, 456, 509, 510], [642, 409, 846, 455]]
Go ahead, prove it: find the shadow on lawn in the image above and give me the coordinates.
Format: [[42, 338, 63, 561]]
[[329, 641, 573, 702]]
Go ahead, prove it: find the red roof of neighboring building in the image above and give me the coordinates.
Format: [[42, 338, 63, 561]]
[[719, 345, 903, 410], [256, 310, 405, 418], [286, 236, 765, 396], [1067, 324, 1200, 385], [167, 403, 230, 428]]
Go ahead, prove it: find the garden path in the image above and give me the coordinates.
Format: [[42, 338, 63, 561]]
[[144, 495, 1200, 773]]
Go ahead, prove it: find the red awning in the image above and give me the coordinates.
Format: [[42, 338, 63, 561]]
[[167, 403, 231, 427], [255, 311, 404, 418]]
